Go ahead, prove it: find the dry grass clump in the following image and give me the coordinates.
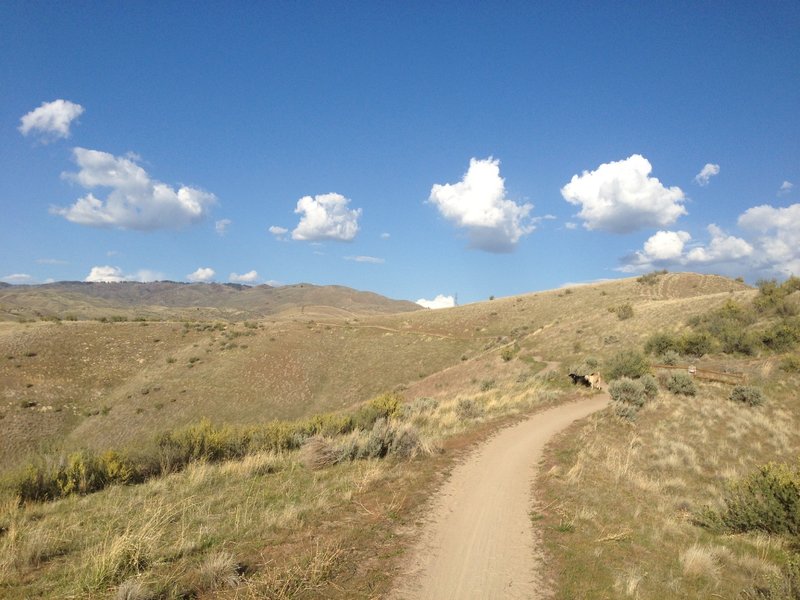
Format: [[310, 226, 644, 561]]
[[680, 543, 722, 580], [197, 550, 242, 590], [301, 436, 338, 470]]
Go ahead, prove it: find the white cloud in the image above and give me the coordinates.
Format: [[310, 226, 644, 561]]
[[19, 99, 84, 140], [565, 222, 578, 230], [84, 265, 162, 282], [215, 219, 231, 235], [620, 226, 752, 273], [345, 255, 385, 264], [416, 294, 456, 309], [429, 157, 534, 253], [738, 203, 800, 276], [291, 193, 361, 242], [778, 181, 794, 196], [694, 163, 720, 186], [187, 267, 215, 282], [131, 269, 164, 282], [229, 270, 258, 283], [380, 232, 391, 239], [85, 266, 127, 282], [36, 258, 68, 265], [685, 225, 753, 263], [561, 154, 687, 233], [52, 148, 216, 230], [269, 225, 288, 239], [1, 273, 33, 283], [643, 230, 692, 261]]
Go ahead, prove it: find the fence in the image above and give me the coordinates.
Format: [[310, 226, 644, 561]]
[[652, 363, 746, 385]]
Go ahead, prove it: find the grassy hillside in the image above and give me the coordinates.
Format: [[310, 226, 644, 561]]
[[5, 271, 799, 599], [0, 281, 419, 322]]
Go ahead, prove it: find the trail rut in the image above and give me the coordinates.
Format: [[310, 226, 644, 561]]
[[390, 395, 608, 599]]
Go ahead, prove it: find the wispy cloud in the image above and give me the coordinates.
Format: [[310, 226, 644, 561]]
[[1, 273, 33, 283], [694, 163, 720, 186], [345, 255, 385, 264], [215, 219, 231, 235]]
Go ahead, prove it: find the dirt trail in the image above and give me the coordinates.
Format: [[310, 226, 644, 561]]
[[390, 394, 608, 600]]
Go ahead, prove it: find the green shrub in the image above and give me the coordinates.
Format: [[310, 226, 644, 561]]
[[705, 462, 800, 535], [729, 385, 765, 407], [608, 378, 646, 407], [604, 350, 650, 381], [663, 372, 696, 396], [644, 332, 681, 356], [761, 320, 800, 352], [640, 374, 659, 399], [678, 332, 713, 357], [659, 350, 681, 365], [780, 355, 800, 373], [500, 347, 516, 362], [637, 270, 667, 285]]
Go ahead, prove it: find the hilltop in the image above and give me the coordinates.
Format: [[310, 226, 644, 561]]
[[0, 280, 419, 322]]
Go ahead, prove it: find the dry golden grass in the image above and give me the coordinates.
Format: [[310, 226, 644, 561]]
[[538, 366, 800, 599], [0, 272, 767, 598]]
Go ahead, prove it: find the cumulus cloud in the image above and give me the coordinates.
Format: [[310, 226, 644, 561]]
[[187, 267, 215, 282], [565, 222, 578, 230], [561, 154, 687, 233], [291, 193, 360, 242], [84, 266, 163, 282], [694, 163, 720, 186], [1, 273, 33, 283], [778, 181, 794, 196], [19, 99, 84, 140], [52, 148, 216, 230], [380, 232, 391, 239], [229, 270, 258, 283], [738, 203, 800, 276], [85, 266, 127, 282], [429, 158, 534, 253], [215, 219, 231, 235], [345, 255, 385, 264], [416, 294, 456, 309], [685, 225, 753, 263], [620, 226, 753, 273]]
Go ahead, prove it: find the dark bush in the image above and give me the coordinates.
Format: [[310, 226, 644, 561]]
[[679, 332, 713, 357], [604, 350, 650, 381], [729, 385, 765, 407], [608, 378, 646, 407], [644, 332, 681, 356], [640, 374, 659, 399], [663, 372, 696, 396], [706, 462, 800, 535]]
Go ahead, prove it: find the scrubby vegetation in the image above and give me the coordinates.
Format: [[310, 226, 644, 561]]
[[9, 393, 410, 503], [662, 371, 697, 396], [604, 349, 650, 381], [645, 278, 800, 360], [729, 385, 765, 407]]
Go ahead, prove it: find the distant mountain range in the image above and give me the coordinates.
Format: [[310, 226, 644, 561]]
[[0, 281, 420, 321]]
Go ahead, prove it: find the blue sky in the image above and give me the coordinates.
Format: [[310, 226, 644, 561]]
[[2, 2, 798, 306]]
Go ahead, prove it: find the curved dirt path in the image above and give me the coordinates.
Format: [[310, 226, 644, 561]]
[[390, 395, 608, 600]]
